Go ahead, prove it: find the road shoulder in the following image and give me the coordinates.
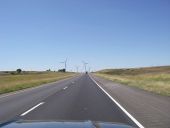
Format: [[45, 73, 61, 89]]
[[91, 74, 170, 128]]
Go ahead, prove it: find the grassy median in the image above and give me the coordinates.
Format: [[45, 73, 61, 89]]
[[95, 66, 170, 96], [0, 72, 75, 94]]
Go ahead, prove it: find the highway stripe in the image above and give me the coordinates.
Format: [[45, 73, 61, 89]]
[[20, 102, 44, 116], [63, 86, 68, 90], [89, 75, 145, 128]]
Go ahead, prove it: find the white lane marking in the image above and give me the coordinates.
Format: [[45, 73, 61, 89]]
[[63, 86, 68, 90], [20, 102, 44, 116], [89, 75, 145, 128]]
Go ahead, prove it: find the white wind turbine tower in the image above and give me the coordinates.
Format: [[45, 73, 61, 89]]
[[75, 66, 79, 73], [82, 61, 88, 72], [60, 58, 67, 72]]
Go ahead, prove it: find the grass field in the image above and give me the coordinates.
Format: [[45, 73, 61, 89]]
[[0, 72, 75, 94], [95, 66, 170, 96]]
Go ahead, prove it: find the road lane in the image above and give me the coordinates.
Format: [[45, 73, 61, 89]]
[[0, 75, 80, 122], [20, 74, 137, 127]]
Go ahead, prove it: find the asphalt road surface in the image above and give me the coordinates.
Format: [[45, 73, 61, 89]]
[[0, 74, 139, 127]]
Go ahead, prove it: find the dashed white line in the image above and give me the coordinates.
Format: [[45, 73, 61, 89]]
[[89, 75, 145, 128], [63, 86, 68, 90], [20, 102, 44, 116]]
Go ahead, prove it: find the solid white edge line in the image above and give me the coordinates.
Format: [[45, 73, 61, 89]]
[[20, 102, 44, 116], [63, 86, 68, 90], [89, 75, 145, 128]]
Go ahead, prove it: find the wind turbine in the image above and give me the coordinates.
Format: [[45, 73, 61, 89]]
[[75, 66, 79, 73], [60, 58, 67, 72], [88, 67, 91, 73], [82, 61, 88, 72]]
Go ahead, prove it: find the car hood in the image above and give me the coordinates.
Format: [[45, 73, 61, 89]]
[[0, 120, 134, 128]]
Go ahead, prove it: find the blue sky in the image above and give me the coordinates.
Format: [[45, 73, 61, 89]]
[[0, 0, 170, 71]]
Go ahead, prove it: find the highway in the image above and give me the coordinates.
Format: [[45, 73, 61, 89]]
[[0, 74, 138, 127], [1, 74, 170, 128]]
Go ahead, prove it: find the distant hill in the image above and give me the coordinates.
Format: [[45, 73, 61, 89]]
[[97, 66, 170, 75]]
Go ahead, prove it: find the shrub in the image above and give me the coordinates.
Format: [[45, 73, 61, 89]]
[[16, 69, 22, 74]]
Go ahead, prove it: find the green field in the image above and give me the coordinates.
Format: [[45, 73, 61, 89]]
[[0, 72, 75, 94], [95, 66, 170, 96]]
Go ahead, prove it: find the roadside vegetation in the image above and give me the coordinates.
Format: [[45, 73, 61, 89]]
[[0, 71, 75, 94], [95, 66, 170, 96]]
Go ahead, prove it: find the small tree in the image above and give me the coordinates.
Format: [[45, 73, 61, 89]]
[[16, 69, 22, 74], [58, 69, 66, 72], [46, 69, 51, 72]]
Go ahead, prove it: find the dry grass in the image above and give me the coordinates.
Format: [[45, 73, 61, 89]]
[[95, 66, 170, 96], [0, 72, 75, 94]]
